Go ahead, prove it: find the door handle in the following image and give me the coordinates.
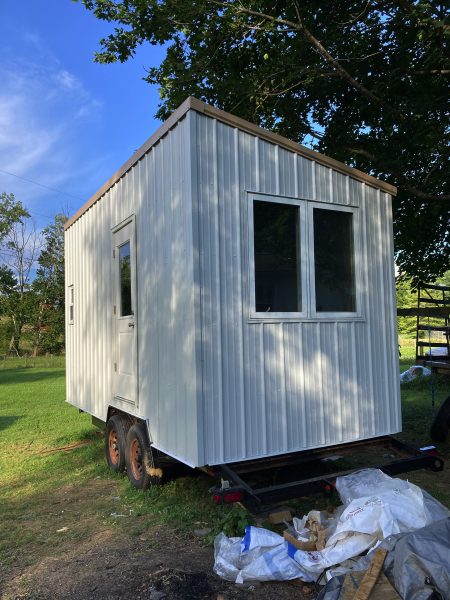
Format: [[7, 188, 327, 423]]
[[128, 322, 135, 328]]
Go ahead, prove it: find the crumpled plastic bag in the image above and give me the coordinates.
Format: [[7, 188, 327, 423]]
[[400, 365, 431, 383], [290, 469, 448, 578], [214, 470, 449, 584], [213, 526, 314, 583]]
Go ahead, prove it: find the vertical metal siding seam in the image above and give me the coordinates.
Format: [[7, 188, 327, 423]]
[[255, 137, 260, 191], [345, 175, 350, 206], [328, 166, 333, 203], [234, 127, 247, 458], [383, 194, 395, 432], [316, 325, 324, 444], [187, 112, 204, 466], [93, 201, 99, 415], [373, 190, 385, 434], [294, 154, 299, 197], [334, 321, 343, 442], [275, 145, 280, 195], [299, 326, 307, 448], [211, 118, 225, 463], [386, 193, 401, 431], [349, 322, 358, 438], [380, 193, 394, 432], [100, 200, 106, 418], [365, 187, 376, 436], [281, 325, 288, 451], [311, 160, 316, 201], [259, 323, 268, 455]]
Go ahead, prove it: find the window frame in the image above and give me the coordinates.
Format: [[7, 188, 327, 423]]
[[248, 194, 362, 321], [307, 202, 361, 320], [248, 193, 308, 320]]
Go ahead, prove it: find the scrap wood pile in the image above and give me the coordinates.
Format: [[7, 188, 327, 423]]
[[214, 469, 450, 599]]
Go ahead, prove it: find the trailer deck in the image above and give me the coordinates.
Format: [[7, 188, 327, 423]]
[[212, 436, 444, 510]]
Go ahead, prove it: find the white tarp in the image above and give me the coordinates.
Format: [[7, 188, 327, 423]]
[[213, 469, 449, 585]]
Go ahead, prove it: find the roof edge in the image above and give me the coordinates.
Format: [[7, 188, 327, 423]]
[[65, 96, 397, 231]]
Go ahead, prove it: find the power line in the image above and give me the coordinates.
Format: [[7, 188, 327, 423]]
[[0, 168, 84, 202]]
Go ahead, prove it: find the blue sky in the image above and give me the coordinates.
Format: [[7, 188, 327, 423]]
[[0, 0, 166, 228]]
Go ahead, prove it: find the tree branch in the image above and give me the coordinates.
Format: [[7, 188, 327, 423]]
[[212, 0, 406, 121], [345, 146, 450, 200]]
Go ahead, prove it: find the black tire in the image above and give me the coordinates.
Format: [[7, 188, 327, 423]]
[[430, 395, 450, 443], [105, 414, 129, 472], [125, 423, 163, 490]]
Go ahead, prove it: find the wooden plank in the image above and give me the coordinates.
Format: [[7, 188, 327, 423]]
[[283, 531, 316, 551], [397, 307, 450, 317], [418, 297, 449, 305], [352, 548, 387, 600]]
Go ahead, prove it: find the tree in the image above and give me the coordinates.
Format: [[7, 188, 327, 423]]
[[0, 193, 29, 243], [80, 0, 449, 282], [32, 214, 67, 355], [0, 195, 40, 355]]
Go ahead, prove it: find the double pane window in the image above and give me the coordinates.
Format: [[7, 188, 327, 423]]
[[251, 196, 358, 317]]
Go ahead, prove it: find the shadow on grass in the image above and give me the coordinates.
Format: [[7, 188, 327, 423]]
[[0, 415, 20, 432], [0, 368, 65, 386]]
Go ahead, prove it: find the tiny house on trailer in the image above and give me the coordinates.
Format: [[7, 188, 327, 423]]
[[65, 97, 402, 489]]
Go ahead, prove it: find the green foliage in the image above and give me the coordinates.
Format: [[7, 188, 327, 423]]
[[0, 192, 29, 243], [32, 214, 67, 354], [396, 277, 417, 338], [0, 194, 66, 356], [80, 0, 449, 282]]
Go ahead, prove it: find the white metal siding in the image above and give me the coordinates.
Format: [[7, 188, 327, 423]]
[[66, 117, 201, 466], [66, 105, 400, 470], [194, 112, 401, 466]]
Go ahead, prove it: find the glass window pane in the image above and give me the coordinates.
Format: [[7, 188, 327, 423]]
[[119, 242, 132, 316], [313, 208, 355, 312], [253, 200, 300, 312]]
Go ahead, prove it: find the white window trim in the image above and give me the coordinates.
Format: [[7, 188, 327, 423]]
[[248, 193, 308, 320], [307, 202, 362, 320], [248, 193, 363, 321]]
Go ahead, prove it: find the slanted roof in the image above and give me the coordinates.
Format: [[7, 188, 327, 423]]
[[65, 96, 397, 230]]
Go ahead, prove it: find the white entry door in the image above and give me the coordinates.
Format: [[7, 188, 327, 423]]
[[112, 218, 138, 406]]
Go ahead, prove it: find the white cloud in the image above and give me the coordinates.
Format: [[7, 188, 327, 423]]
[[0, 35, 104, 212]]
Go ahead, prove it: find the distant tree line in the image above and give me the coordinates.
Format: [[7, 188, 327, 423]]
[[0, 192, 65, 356]]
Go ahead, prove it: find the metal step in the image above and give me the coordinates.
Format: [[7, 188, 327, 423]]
[[417, 325, 450, 333]]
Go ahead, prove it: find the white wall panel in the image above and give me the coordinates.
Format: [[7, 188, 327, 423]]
[[66, 105, 400, 469], [194, 112, 401, 465]]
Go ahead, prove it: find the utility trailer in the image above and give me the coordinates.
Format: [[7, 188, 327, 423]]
[[210, 436, 443, 510], [65, 97, 432, 493]]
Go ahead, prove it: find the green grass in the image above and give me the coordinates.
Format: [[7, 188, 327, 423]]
[[0, 366, 249, 575], [1, 340, 449, 577]]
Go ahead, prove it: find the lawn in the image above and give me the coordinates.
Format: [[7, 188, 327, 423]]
[[0, 339, 449, 583], [0, 363, 247, 581]]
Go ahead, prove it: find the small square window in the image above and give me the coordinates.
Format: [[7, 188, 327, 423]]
[[68, 285, 74, 324]]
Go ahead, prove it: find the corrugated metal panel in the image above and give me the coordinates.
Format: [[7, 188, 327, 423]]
[[195, 112, 401, 466], [315, 163, 331, 202], [67, 107, 400, 470], [66, 116, 201, 467]]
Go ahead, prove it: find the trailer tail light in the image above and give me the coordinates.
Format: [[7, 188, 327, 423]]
[[213, 489, 245, 504]]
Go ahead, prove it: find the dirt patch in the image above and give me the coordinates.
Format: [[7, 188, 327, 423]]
[[2, 523, 318, 600]]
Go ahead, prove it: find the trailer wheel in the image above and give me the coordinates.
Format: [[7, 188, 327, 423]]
[[125, 423, 163, 490], [430, 395, 450, 443], [105, 415, 129, 472]]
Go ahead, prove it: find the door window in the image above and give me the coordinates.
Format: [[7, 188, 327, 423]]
[[119, 241, 132, 316]]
